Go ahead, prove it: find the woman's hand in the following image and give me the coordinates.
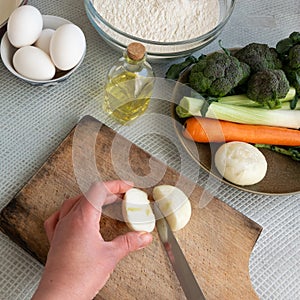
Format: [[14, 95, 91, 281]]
[[32, 180, 153, 300]]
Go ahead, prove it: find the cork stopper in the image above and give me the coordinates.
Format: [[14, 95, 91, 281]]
[[127, 43, 146, 61]]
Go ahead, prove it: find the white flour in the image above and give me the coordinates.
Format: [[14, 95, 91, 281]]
[[94, 0, 220, 42]]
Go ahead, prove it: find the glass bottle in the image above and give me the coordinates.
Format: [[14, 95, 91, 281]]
[[103, 43, 155, 124]]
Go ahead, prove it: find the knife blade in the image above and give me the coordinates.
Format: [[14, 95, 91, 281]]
[[153, 202, 206, 300]]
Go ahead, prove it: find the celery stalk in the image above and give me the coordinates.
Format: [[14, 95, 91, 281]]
[[176, 96, 205, 118], [218, 94, 261, 107], [176, 87, 299, 128], [218, 87, 296, 107], [176, 87, 297, 119], [205, 103, 300, 129]]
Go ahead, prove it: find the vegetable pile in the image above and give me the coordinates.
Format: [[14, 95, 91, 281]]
[[167, 32, 300, 162]]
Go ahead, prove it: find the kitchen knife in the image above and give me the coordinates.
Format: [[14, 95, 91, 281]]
[[153, 203, 206, 300]]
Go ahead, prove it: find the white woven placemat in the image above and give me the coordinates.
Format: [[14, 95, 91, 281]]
[[0, 0, 299, 299]]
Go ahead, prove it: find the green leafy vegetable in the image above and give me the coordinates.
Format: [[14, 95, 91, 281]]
[[219, 87, 296, 107], [176, 87, 297, 118], [175, 91, 300, 129], [205, 102, 300, 129], [175, 96, 205, 118], [246, 69, 290, 109], [290, 93, 299, 109], [234, 42, 282, 73], [276, 32, 300, 55], [276, 32, 300, 95], [255, 144, 300, 161], [189, 51, 250, 97], [165, 56, 199, 80]]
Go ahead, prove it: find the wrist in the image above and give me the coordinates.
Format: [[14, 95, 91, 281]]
[[32, 279, 81, 300], [32, 270, 97, 300]]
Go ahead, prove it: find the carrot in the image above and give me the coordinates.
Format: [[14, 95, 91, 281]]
[[183, 117, 300, 146]]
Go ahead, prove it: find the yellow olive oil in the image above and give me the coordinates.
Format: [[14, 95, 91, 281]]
[[103, 71, 153, 124], [103, 43, 154, 124]]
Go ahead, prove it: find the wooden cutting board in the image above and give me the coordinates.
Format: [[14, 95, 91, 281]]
[[0, 115, 262, 300]]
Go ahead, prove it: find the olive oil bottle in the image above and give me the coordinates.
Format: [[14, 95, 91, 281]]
[[103, 43, 155, 124]]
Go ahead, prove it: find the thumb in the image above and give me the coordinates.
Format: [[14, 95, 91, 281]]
[[110, 231, 153, 261]]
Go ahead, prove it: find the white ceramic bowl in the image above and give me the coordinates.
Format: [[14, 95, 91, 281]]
[[84, 0, 236, 61], [0, 15, 86, 86]]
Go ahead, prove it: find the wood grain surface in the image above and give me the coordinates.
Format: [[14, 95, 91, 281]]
[[0, 115, 262, 300]]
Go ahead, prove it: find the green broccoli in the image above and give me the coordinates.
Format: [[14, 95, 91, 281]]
[[276, 31, 300, 56], [284, 66, 300, 95], [276, 32, 300, 95], [284, 44, 300, 95], [287, 44, 300, 69], [246, 69, 290, 109], [234, 43, 282, 73], [188, 51, 250, 97]]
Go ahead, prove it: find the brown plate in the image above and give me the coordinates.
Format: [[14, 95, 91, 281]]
[[171, 65, 300, 195]]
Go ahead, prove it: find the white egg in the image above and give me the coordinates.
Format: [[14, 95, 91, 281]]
[[50, 24, 86, 71], [214, 141, 268, 186], [7, 5, 43, 48], [34, 28, 55, 55], [13, 46, 56, 81]]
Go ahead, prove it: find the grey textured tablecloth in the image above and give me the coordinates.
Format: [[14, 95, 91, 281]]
[[0, 0, 299, 299]]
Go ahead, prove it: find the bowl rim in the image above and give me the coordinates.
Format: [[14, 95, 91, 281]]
[[84, 0, 236, 46], [0, 14, 85, 86]]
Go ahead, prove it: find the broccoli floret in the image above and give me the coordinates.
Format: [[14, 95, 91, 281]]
[[290, 31, 300, 44], [276, 32, 300, 95], [247, 69, 290, 109], [283, 65, 300, 95], [287, 44, 300, 69], [276, 31, 300, 56], [188, 52, 250, 97], [234, 43, 282, 73]]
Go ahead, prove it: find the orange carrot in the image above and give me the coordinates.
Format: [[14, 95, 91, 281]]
[[183, 117, 300, 146]]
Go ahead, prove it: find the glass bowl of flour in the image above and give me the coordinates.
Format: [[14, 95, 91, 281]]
[[84, 0, 236, 61]]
